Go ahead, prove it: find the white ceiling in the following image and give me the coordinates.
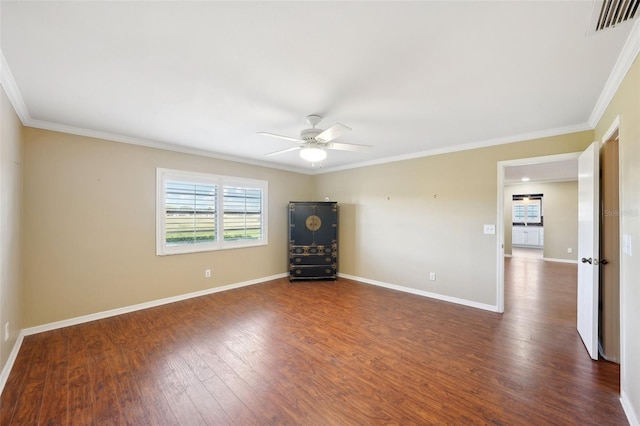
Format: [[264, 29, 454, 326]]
[[1, 1, 636, 174]]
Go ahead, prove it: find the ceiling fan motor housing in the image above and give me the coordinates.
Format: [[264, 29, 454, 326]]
[[301, 128, 322, 142]]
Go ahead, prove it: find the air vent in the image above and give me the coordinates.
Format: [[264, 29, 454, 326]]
[[594, 0, 639, 31]]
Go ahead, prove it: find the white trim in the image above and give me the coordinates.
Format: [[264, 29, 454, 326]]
[[621, 391, 640, 426], [0, 331, 25, 395], [497, 162, 506, 313], [316, 123, 592, 175], [338, 273, 499, 313], [589, 19, 640, 128], [156, 168, 268, 256], [23, 116, 593, 178], [602, 115, 621, 145], [0, 50, 30, 124], [22, 273, 287, 336], [601, 116, 630, 425], [28, 119, 311, 175], [543, 257, 579, 264]]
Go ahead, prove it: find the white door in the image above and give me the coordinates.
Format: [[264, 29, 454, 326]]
[[577, 141, 600, 360]]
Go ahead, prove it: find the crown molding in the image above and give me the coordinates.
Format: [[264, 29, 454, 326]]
[[3, 15, 638, 176], [26, 118, 313, 175], [589, 18, 640, 127], [0, 49, 31, 124], [313, 123, 592, 175], [2, 46, 312, 175]]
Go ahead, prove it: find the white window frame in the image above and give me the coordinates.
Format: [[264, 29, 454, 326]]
[[156, 168, 268, 255], [512, 199, 542, 225]]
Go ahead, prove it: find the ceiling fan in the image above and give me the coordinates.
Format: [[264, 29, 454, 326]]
[[258, 114, 371, 163]]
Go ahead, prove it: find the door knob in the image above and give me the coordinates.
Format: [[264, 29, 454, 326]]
[[581, 257, 593, 264]]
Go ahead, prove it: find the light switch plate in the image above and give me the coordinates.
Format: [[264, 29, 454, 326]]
[[483, 224, 496, 235], [623, 234, 633, 256]]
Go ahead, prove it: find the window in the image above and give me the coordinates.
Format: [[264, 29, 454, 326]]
[[512, 194, 543, 225], [157, 168, 267, 255], [513, 203, 526, 222]]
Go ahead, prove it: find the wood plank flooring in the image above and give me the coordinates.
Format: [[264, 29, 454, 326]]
[[0, 257, 627, 425]]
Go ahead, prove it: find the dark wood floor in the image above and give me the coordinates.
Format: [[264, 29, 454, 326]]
[[1, 257, 627, 425]]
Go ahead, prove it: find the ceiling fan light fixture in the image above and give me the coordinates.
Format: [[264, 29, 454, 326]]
[[300, 147, 327, 162]]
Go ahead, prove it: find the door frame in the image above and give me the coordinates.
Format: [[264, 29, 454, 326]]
[[600, 116, 622, 365], [496, 152, 581, 313]]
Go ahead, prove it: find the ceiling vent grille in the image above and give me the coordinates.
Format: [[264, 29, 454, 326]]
[[595, 0, 639, 31]]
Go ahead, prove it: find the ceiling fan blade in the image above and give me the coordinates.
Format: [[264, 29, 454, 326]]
[[326, 142, 372, 152], [265, 146, 301, 157], [257, 132, 304, 143], [316, 123, 351, 143]]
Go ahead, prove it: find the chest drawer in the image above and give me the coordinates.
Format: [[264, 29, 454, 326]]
[[290, 265, 336, 279], [291, 254, 335, 265]]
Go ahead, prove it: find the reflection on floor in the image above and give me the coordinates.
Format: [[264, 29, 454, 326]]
[[512, 247, 543, 259]]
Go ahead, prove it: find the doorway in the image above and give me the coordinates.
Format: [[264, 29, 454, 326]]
[[496, 152, 580, 313], [496, 117, 622, 369]]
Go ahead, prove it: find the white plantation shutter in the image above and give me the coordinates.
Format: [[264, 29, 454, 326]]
[[165, 181, 217, 245], [157, 169, 268, 255], [526, 200, 541, 223], [223, 186, 264, 241], [512, 203, 525, 222]]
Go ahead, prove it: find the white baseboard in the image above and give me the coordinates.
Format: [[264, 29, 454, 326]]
[[22, 273, 287, 336], [0, 330, 25, 396], [621, 391, 640, 426], [2, 273, 286, 396], [338, 273, 499, 313], [543, 257, 578, 264]]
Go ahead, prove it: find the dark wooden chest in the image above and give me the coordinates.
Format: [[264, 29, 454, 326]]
[[288, 201, 338, 281]]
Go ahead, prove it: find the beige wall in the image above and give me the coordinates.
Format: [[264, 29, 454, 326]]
[[0, 86, 23, 373], [313, 132, 592, 306], [594, 54, 640, 422], [504, 181, 578, 261], [22, 128, 313, 326]]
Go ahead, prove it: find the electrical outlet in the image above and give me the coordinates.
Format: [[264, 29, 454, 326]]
[[567, 248, 572, 254], [429, 272, 436, 281], [205, 269, 211, 278], [4, 322, 9, 342]]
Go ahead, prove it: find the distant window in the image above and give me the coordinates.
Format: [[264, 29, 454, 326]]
[[513, 204, 526, 222], [512, 194, 543, 225], [156, 168, 268, 255]]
